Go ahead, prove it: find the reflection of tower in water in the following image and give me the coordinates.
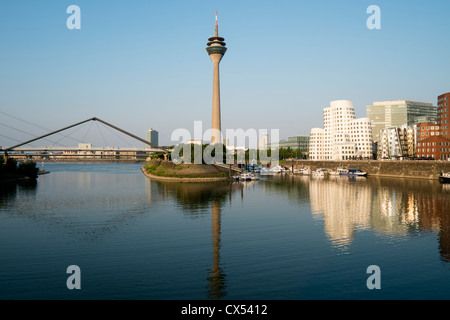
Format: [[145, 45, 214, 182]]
[[207, 200, 226, 299], [146, 180, 240, 298]]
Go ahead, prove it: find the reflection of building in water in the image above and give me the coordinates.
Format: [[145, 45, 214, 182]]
[[309, 175, 450, 261], [369, 179, 447, 237], [366, 178, 450, 263], [309, 177, 372, 248], [415, 186, 450, 262], [370, 185, 420, 235]]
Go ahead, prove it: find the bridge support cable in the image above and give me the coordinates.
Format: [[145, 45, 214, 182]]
[[0, 110, 81, 145], [2, 117, 168, 154], [4, 118, 96, 152], [92, 118, 165, 152], [0, 120, 68, 148]]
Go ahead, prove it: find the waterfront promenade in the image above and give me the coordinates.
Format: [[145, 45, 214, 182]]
[[287, 159, 450, 180]]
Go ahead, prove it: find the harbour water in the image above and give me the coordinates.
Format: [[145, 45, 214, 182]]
[[1, 162, 450, 300]]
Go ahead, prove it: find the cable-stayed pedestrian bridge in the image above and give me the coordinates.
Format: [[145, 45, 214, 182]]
[[0, 117, 169, 161]]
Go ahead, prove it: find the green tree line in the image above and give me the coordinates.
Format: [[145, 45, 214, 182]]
[[149, 145, 306, 163], [0, 157, 39, 180]]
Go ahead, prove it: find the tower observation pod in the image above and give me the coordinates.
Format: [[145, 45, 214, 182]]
[[206, 11, 227, 144]]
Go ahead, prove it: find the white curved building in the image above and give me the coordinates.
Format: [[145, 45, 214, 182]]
[[309, 100, 373, 160]]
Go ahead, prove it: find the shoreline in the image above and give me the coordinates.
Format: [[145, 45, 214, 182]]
[[36, 159, 146, 164], [286, 160, 450, 181], [140, 167, 230, 182]]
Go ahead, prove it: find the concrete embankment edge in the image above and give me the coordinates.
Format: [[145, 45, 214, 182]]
[[140, 167, 229, 182], [287, 160, 450, 180]]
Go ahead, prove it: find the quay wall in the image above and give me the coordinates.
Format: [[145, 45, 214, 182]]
[[39, 159, 145, 163], [286, 160, 450, 180]]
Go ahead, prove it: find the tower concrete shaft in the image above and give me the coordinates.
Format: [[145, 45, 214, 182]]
[[206, 12, 227, 144]]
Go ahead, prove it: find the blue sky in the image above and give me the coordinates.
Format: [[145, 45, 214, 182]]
[[1, 0, 449, 147]]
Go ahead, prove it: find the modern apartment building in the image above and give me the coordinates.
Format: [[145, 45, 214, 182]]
[[438, 92, 450, 140], [309, 128, 325, 160], [366, 100, 437, 143], [378, 125, 418, 159], [309, 100, 373, 160]]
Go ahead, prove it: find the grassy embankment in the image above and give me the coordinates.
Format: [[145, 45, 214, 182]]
[[143, 160, 228, 179]]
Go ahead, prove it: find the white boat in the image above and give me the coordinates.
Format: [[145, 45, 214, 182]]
[[238, 172, 259, 181], [294, 168, 311, 175], [439, 171, 450, 184], [270, 165, 283, 173], [330, 167, 347, 176], [341, 169, 368, 177], [313, 168, 329, 176], [261, 166, 283, 175], [239, 173, 252, 181], [260, 167, 273, 175]]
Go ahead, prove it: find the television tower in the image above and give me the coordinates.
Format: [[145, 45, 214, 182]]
[[206, 11, 227, 144]]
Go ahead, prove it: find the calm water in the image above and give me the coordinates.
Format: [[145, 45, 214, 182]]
[[1, 162, 450, 300]]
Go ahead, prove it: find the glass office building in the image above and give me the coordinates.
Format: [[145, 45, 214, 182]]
[[366, 100, 437, 142], [271, 135, 310, 153]]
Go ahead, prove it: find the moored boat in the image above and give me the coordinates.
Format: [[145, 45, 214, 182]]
[[261, 165, 283, 175], [238, 172, 259, 181], [294, 167, 312, 175], [344, 169, 368, 177], [313, 168, 329, 176], [439, 171, 450, 184]]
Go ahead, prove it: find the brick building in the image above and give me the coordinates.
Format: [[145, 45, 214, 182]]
[[416, 136, 450, 160], [438, 92, 450, 140], [418, 122, 441, 141]]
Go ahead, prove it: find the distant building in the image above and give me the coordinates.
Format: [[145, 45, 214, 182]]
[[438, 92, 450, 140], [366, 100, 437, 143], [309, 128, 325, 160], [77, 143, 93, 158], [309, 100, 373, 160], [270, 134, 309, 154], [418, 122, 440, 141], [278, 135, 310, 154], [78, 143, 92, 149], [187, 139, 202, 145], [378, 125, 418, 159], [146, 129, 159, 149], [416, 136, 450, 160], [258, 133, 268, 150]]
